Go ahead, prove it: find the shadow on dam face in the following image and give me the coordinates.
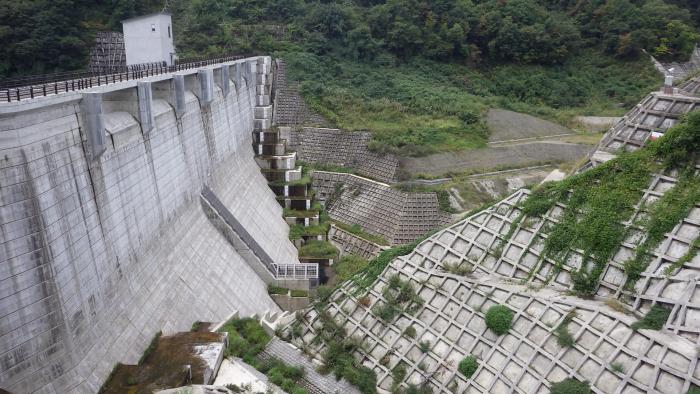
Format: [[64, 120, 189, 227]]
[[0, 56, 299, 393]]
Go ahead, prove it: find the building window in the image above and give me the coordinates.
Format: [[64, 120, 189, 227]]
[[168, 25, 171, 38], [151, 24, 156, 32]]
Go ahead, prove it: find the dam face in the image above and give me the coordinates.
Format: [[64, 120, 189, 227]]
[[0, 57, 298, 393]]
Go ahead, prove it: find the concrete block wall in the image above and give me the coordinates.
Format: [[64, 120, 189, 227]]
[[0, 56, 295, 393]]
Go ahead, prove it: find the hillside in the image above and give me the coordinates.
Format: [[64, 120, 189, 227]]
[[283, 81, 700, 393], [1, 0, 698, 156]]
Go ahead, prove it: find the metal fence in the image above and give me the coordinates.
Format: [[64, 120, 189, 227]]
[[0, 55, 244, 102]]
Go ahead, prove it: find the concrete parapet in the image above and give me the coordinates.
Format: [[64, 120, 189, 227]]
[[235, 63, 242, 88], [219, 65, 231, 97], [173, 74, 187, 117], [198, 68, 214, 105], [80, 91, 107, 160], [137, 81, 155, 134]]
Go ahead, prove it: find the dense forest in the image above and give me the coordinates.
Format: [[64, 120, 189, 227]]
[[1, 0, 698, 76], [1, 0, 698, 154]]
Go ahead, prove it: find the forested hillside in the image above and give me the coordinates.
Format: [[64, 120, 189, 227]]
[[1, 0, 698, 154]]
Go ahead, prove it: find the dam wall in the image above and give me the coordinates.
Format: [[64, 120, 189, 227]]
[[0, 57, 298, 393]]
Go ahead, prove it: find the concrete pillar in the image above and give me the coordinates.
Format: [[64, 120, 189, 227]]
[[137, 81, 155, 134], [172, 74, 187, 117], [220, 65, 231, 97], [235, 63, 242, 88], [81, 92, 106, 160], [198, 68, 214, 106]]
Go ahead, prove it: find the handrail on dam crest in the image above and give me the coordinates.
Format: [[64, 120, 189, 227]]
[[0, 54, 247, 102]]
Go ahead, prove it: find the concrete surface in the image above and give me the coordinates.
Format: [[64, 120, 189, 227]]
[[0, 57, 296, 393]]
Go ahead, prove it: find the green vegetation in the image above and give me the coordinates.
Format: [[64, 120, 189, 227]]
[[554, 310, 576, 348], [268, 285, 289, 295], [372, 274, 423, 322], [550, 378, 591, 394], [334, 221, 389, 246], [218, 318, 308, 393], [316, 312, 377, 394], [299, 240, 338, 259], [391, 362, 407, 392], [458, 356, 479, 379], [351, 230, 437, 295], [610, 362, 625, 374], [625, 171, 700, 286], [9, 0, 695, 158], [418, 340, 431, 353], [331, 254, 369, 286], [687, 386, 700, 394], [631, 304, 671, 331], [257, 358, 307, 394], [138, 331, 161, 365], [403, 325, 417, 339], [290, 289, 309, 297], [190, 321, 201, 332], [521, 111, 700, 295], [484, 305, 514, 335]]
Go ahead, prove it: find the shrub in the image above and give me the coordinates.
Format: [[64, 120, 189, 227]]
[[458, 356, 478, 378], [403, 325, 417, 338], [485, 305, 514, 335], [358, 296, 371, 307], [550, 378, 591, 394], [631, 304, 671, 331], [190, 321, 201, 332], [418, 340, 431, 353]]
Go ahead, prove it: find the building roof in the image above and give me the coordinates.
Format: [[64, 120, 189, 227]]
[[121, 12, 171, 24]]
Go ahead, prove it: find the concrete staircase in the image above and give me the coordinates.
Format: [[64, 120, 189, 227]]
[[252, 58, 324, 245]]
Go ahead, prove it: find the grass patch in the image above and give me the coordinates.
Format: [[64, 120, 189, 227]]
[[290, 289, 309, 297], [554, 310, 576, 348], [550, 378, 591, 394], [485, 305, 513, 335], [299, 240, 338, 259], [631, 304, 671, 331], [217, 318, 270, 363], [331, 254, 369, 286], [190, 321, 201, 332], [458, 356, 478, 379], [268, 285, 289, 295], [372, 274, 423, 322]]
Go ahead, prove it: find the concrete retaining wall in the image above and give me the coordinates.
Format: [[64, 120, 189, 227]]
[[0, 57, 296, 393]]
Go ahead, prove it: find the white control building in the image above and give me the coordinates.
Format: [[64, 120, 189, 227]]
[[122, 12, 176, 66]]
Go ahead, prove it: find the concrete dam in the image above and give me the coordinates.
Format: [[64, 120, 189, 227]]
[[0, 56, 308, 393]]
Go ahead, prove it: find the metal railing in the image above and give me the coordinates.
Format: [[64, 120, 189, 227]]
[[202, 186, 318, 281], [1, 55, 245, 103], [273, 263, 319, 280]]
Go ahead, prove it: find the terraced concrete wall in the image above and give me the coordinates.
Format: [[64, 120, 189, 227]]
[[0, 57, 296, 393]]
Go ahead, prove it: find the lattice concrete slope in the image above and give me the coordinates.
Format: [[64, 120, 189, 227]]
[[588, 86, 700, 168], [313, 171, 452, 245], [0, 57, 294, 393], [328, 224, 385, 260], [272, 59, 330, 127], [289, 184, 700, 393], [289, 127, 399, 183]]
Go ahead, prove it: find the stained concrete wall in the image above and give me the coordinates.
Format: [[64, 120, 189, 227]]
[[0, 57, 297, 393]]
